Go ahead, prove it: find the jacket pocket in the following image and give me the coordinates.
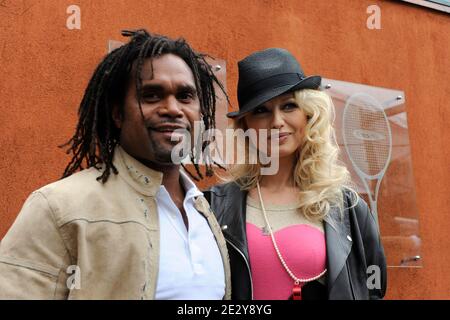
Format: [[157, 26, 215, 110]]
[[0, 255, 60, 277]]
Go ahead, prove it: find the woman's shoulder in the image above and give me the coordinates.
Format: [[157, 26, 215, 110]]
[[203, 181, 247, 222], [342, 187, 366, 210], [341, 187, 379, 233], [205, 181, 243, 197]]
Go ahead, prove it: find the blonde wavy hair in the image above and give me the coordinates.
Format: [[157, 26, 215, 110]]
[[221, 89, 358, 222]]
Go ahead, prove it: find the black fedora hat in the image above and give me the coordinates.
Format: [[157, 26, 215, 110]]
[[227, 48, 321, 118]]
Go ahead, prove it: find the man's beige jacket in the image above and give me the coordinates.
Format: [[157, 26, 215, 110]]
[[0, 146, 231, 299]]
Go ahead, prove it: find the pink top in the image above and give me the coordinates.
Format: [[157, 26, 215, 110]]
[[246, 222, 327, 300]]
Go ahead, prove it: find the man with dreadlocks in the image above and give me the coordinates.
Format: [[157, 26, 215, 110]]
[[0, 29, 231, 299]]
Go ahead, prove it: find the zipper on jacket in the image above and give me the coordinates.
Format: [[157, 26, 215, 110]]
[[225, 238, 253, 300]]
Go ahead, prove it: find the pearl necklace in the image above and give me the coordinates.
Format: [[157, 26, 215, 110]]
[[256, 181, 327, 299]]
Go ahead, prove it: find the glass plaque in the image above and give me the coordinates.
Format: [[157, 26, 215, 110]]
[[322, 78, 422, 267]]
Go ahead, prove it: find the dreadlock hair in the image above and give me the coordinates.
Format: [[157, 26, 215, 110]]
[[61, 29, 228, 183]]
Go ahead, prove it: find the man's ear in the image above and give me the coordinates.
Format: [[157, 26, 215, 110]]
[[112, 105, 123, 129]]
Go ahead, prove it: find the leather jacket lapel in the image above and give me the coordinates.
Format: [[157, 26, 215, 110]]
[[205, 183, 254, 299], [217, 184, 250, 263], [324, 202, 352, 293]]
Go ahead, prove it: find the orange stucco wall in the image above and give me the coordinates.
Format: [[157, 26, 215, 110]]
[[0, 0, 449, 299]]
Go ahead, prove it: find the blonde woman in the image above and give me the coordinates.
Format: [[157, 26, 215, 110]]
[[205, 48, 387, 300]]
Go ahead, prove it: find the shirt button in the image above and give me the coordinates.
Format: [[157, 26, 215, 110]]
[[347, 235, 352, 242]]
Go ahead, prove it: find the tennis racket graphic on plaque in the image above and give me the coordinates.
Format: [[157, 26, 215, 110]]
[[343, 93, 392, 228]]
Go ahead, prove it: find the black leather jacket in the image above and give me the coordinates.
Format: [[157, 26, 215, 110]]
[[204, 182, 387, 300]]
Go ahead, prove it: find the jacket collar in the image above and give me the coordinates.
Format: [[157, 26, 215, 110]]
[[113, 145, 163, 197], [210, 182, 250, 261], [114, 146, 210, 217], [324, 197, 353, 292]]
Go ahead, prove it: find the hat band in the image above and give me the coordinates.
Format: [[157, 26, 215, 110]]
[[239, 73, 304, 107]]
